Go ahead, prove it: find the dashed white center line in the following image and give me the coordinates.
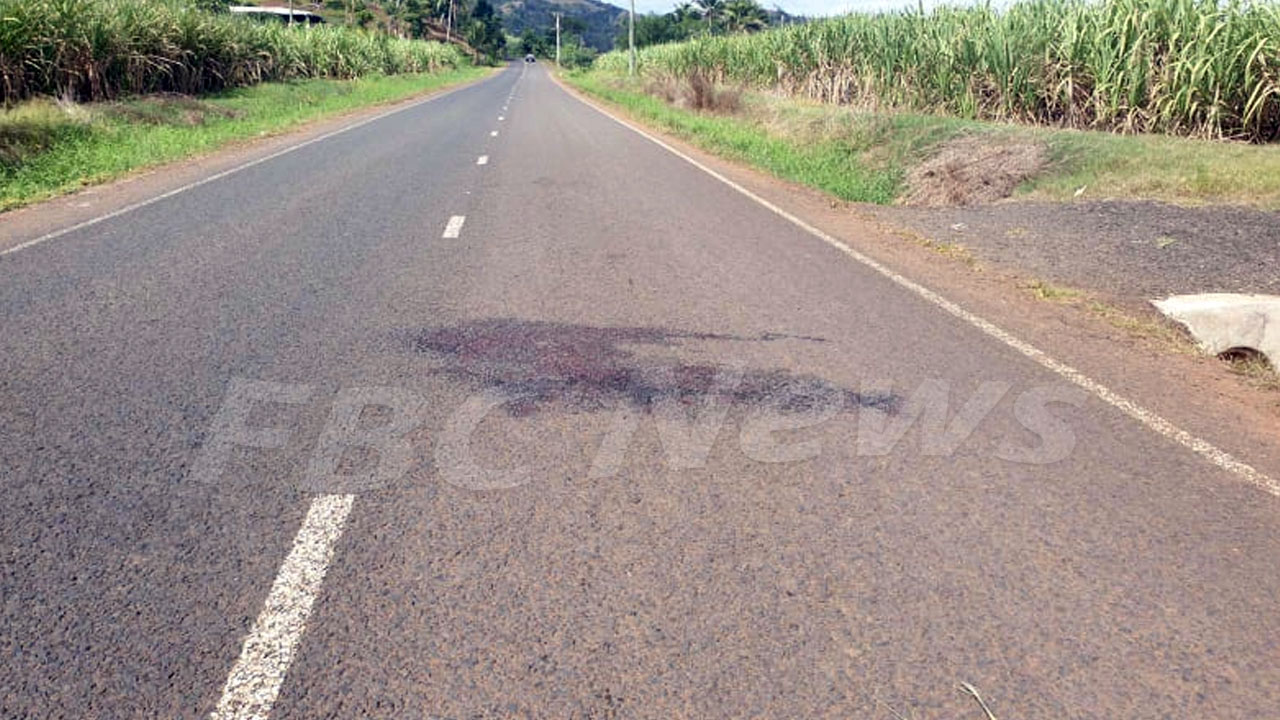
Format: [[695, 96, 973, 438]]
[[442, 215, 466, 238], [490, 130, 499, 137], [498, 116, 505, 121], [209, 493, 355, 720], [477, 155, 489, 165]]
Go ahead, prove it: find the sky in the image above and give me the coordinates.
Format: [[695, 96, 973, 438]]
[[627, 0, 944, 16]]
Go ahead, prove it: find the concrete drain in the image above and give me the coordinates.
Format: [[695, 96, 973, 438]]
[[1153, 294, 1280, 367]]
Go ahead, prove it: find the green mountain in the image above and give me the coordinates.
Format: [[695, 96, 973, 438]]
[[499, 0, 627, 51]]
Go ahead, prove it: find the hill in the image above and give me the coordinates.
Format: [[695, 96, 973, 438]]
[[499, 0, 627, 51]]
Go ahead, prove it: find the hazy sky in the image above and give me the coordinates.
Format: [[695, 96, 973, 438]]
[[626, 0, 941, 16]]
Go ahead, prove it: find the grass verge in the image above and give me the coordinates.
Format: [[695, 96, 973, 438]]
[[565, 70, 1280, 210], [1025, 129, 1280, 207], [563, 72, 902, 204], [0, 66, 490, 212]]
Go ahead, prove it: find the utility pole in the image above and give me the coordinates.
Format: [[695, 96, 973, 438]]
[[554, 13, 561, 67], [628, 0, 636, 76], [288, 0, 294, 25]]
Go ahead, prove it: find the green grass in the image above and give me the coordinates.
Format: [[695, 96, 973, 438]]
[[1024, 128, 1280, 207], [0, 66, 489, 211], [568, 72, 900, 204], [568, 69, 1280, 210]]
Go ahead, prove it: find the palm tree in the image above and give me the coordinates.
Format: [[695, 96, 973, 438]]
[[722, 0, 767, 33], [694, 0, 724, 33]]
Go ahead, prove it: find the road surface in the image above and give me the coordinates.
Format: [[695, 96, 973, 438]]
[[2, 63, 1279, 719]]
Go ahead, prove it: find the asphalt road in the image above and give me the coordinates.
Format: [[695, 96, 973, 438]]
[[3, 62, 1279, 719]]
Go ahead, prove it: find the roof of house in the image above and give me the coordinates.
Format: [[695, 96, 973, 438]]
[[228, 6, 325, 22]]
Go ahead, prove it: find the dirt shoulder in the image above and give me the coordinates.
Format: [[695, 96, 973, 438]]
[[557, 73, 1280, 486], [874, 200, 1280, 299]]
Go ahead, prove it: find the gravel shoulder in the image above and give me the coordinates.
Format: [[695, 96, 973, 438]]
[[873, 200, 1280, 300]]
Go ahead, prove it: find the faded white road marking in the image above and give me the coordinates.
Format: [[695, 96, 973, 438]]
[[490, 130, 499, 137], [569, 85, 1279, 498], [442, 215, 466, 239], [498, 116, 505, 121], [477, 155, 489, 166], [210, 493, 355, 720], [1, 80, 482, 259]]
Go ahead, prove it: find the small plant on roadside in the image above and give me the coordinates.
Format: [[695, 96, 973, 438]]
[[1023, 279, 1081, 302]]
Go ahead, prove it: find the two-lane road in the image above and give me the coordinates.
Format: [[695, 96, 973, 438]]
[[3, 62, 1278, 719]]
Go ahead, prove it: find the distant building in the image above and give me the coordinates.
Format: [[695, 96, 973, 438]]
[[228, 6, 325, 25]]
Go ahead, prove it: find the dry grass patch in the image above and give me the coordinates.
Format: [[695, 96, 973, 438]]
[[643, 73, 743, 114], [108, 95, 241, 126], [904, 134, 1049, 206]]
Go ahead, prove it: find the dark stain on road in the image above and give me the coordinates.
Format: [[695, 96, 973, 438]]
[[411, 319, 898, 415]]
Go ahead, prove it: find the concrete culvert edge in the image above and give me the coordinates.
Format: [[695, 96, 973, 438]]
[[1153, 294, 1280, 367]]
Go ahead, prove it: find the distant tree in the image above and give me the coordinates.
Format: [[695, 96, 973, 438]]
[[520, 28, 538, 54], [382, 0, 407, 35], [561, 15, 588, 38], [559, 40, 597, 68], [324, 0, 358, 25], [722, 0, 767, 32], [534, 15, 595, 66], [695, 0, 724, 32], [613, 11, 699, 50], [401, 0, 436, 37], [464, 0, 506, 62], [519, 27, 553, 56]]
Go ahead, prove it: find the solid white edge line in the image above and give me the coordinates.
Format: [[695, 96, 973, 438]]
[[442, 215, 466, 238], [564, 84, 1280, 498], [477, 155, 489, 166], [210, 493, 355, 720], [1, 77, 484, 259]]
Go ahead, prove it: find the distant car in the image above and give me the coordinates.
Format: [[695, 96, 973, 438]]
[[525, 54, 536, 63]]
